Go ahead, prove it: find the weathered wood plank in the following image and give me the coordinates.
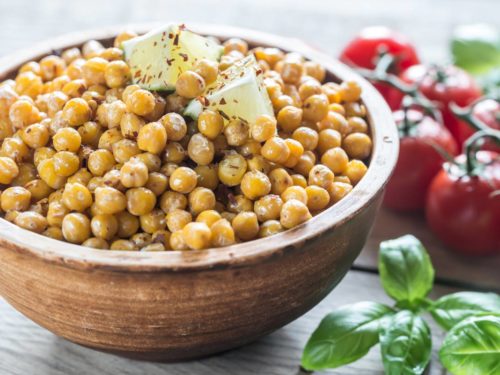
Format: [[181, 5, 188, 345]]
[[0, 271, 458, 375], [357, 208, 500, 292]]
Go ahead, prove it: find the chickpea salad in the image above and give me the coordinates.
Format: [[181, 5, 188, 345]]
[[0, 24, 372, 251]]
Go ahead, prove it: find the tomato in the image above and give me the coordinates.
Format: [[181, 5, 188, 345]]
[[426, 151, 500, 255], [339, 26, 420, 109], [384, 109, 458, 212], [457, 99, 500, 151], [391, 65, 482, 145]]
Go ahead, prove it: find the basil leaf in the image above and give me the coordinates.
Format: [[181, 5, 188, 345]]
[[451, 24, 500, 75], [431, 292, 500, 330], [379, 310, 432, 375], [301, 302, 393, 370], [440, 315, 500, 375], [379, 235, 434, 305]]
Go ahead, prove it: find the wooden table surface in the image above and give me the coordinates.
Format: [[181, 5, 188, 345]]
[[0, 0, 499, 374]]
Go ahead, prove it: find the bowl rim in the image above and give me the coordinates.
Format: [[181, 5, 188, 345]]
[[0, 23, 399, 273]]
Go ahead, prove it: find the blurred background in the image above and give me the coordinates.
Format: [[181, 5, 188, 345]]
[[0, 0, 498, 61]]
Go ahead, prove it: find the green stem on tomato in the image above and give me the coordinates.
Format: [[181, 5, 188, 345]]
[[450, 98, 500, 146], [464, 129, 500, 175]]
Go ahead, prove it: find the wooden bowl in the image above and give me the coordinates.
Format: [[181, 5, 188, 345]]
[[0, 24, 398, 361]]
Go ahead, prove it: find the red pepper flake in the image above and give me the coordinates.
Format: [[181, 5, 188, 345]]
[[198, 96, 209, 106], [219, 98, 227, 105], [179, 53, 188, 62], [179, 24, 186, 30], [158, 71, 163, 78], [134, 70, 142, 78], [233, 99, 239, 103], [256, 69, 263, 76], [166, 58, 174, 66], [168, 33, 174, 39], [173, 33, 180, 46], [153, 41, 158, 46]]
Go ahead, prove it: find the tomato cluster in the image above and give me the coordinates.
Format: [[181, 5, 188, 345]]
[[340, 27, 500, 256]]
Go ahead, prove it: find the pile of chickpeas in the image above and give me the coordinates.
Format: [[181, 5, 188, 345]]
[[0, 30, 372, 251]]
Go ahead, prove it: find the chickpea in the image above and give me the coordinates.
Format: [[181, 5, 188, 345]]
[[62, 213, 91, 244], [90, 214, 118, 240], [283, 138, 304, 168], [280, 199, 311, 229], [62, 79, 87, 98], [37, 158, 67, 189], [88, 149, 115, 176], [294, 150, 316, 176], [53, 127, 81, 152], [11, 163, 36, 187], [145, 172, 168, 196], [188, 187, 216, 215], [94, 186, 127, 214], [224, 119, 249, 147], [1, 137, 29, 162], [14, 211, 48, 233], [53, 151, 80, 177], [340, 80, 362, 102], [304, 61, 326, 82], [254, 194, 283, 222], [344, 160, 368, 185], [62, 98, 91, 126], [15, 72, 43, 99], [238, 140, 261, 158], [343, 133, 372, 160], [62, 183, 93, 212], [291, 174, 308, 188], [120, 159, 149, 188], [25, 179, 53, 201], [348, 117, 369, 134], [193, 59, 219, 85], [126, 187, 156, 216], [1, 186, 31, 211], [240, 171, 271, 200], [140, 209, 167, 234], [281, 185, 308, 205], [82, 57, 107, 85], [170, 230, 188, 250], [194, 165, 219, 190], [160, 191, 188, 214], [321, 147, 349, 174], [305, 185, 330, 211], [218, 153, 247, 186], [308, 164, 334, 189], [251, 114, 277, 142], [258, 220, 283, 238], [114, 30, 138, 48], [120, 112, 145, 139], [302, 94, 329, 123], [182, 222, 212, 250], [232, 212, 259, 241], [227, 194, 253, 214], [292, 127, 319, 151], [160, 112, 187, 141], [187, 133, 214, 165], [280, 60, 303, 84], [261, 136, 290, 164], [0, 156, 19, 184], [269, 168, 293, 195], [43, 226, 64, 240], [126, 89, 156, 116], [115, 211, 139, 238], [104, 60, 131, 88], [168, 166, 197, 194], [166, 208, 192, 232], [276, 106, 302, 133], [328, 181, 353, 203], [9, 99, 41, 129], [82, 237, 109, 250], [254, 47, 284, 68], [112, 139, 140, 164], [196, 210, 222, 227], [335, 175, 351, 184], [298, 79, 322, 101], [197, 109, 224, 140], [210, 218, 236, 247], [175, 71, 205, 99], [110, 239, 138, 251]]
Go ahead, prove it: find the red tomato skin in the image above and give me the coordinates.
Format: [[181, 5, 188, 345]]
[[426, 152, 500, 256], [457, 99, 500, 151], [392, 65, 482, 144], [339, 26, 419, 110], [384, 110, 458, 212]]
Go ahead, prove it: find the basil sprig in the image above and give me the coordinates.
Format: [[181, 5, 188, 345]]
[[301, 235, 500, 374]]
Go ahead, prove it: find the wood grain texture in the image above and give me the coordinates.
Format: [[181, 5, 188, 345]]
[[0, 271, 458, 375]]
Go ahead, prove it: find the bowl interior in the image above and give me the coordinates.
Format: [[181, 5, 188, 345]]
[[0, 23, 399, 272]]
